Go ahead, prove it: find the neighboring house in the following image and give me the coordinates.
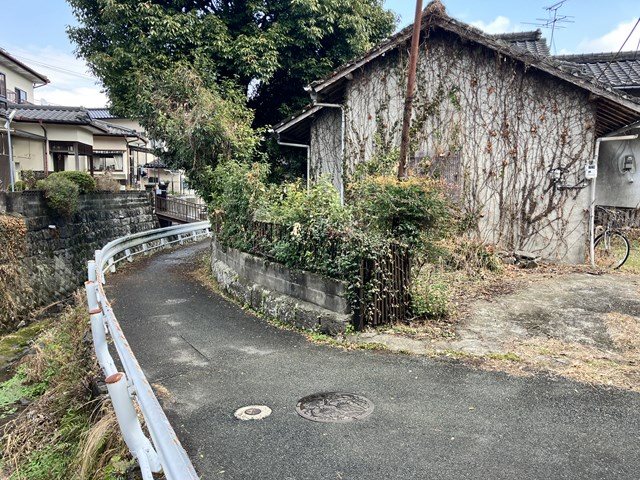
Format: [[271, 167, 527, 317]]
[[274, 2, 640, 264], [556, 51, 640, 99], [0, 47, 49, 108], [0, 48, 49, 186], [0, 47, 160, 190], [86, 108, 189, 191]]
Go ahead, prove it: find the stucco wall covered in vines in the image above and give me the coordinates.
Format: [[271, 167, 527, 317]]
[[311, 29, 597, 263], [310, 108, 342, 191]]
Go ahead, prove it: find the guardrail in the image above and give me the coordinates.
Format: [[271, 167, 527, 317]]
[[84, 221, 210, 480]]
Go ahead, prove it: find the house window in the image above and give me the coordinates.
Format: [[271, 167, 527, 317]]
[[0, 73, 6, 98], [15, 88, 27, 104], [91, 151, 124, 172]]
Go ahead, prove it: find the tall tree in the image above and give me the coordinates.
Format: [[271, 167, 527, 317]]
[[67, 0, 396, 127]]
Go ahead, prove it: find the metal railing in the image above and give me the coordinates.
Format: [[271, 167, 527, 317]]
[[155, 194, 208, 223], [84, 221, 210, 480]]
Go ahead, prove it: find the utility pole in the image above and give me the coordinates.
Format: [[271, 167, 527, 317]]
[[397, 0, 424, 180]]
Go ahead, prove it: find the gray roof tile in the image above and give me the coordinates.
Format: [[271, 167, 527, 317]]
[[555, 51, 640, 89], [492, 30, 551, 57]]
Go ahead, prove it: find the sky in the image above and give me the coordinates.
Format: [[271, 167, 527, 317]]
[[0, 0, 638, 108]]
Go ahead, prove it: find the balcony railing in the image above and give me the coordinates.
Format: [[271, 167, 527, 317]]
[[5, 90, 30, 104]]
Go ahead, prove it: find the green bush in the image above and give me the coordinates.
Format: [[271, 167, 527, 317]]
[[410, 274, 451, 319], [207, 160, 270, 250], [47, 171, 96, 193], [350, 175, 453, 247], [37, 176, 80, 218], [20, 170, 40, 190], [14, 180, 26, 192]]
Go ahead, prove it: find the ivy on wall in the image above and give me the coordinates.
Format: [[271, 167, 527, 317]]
[[311, 29, 595, 261]]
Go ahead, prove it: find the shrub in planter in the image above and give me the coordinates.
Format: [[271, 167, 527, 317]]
[[48, 171, 96, 193], [37, 176, 80, 218]]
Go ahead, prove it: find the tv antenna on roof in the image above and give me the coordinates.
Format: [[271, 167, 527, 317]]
[[523, 0, 574, 54]]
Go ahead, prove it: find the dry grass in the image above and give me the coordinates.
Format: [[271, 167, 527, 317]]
[[0, 293, 133, 479], [605, 312, 640, 352], [477, 336, 639, 392], [77, 401, 129, 480]]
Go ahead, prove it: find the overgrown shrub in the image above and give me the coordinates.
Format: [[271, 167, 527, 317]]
[[14, 180, 26, 192], [350, 175, 453, 247], [410, 272, 451, 319], [0, 215, 32, 331], [47, 171, 96, 194], [439, 237, 503, 273], [95, 172, 121, 193], [37, 176, 80, 218], [207, 160, 269, 250], [20, 170, 40, 190]]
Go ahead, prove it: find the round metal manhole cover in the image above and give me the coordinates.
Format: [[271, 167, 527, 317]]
[[296, 392, 374, 423], [234, 405, 272, 421]]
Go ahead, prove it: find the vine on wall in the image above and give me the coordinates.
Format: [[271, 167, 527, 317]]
[[311, 29, 596, 262]]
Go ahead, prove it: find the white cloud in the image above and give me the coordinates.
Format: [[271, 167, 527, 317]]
[[576, 18, 640, 53], [4, 44, 108, 107], [470, 16, 515, 35]]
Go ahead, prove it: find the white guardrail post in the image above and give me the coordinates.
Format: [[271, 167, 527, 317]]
[[85, 221, 210, 480]]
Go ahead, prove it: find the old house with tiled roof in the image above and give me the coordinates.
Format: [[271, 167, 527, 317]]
[[275, 2, 640, 264]]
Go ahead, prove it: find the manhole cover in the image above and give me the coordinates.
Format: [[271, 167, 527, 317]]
[[296, 392, 374, 423], [234, 405, 272, 421]]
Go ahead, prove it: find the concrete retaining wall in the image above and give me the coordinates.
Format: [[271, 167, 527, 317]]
[[211, 240, 352, 334]]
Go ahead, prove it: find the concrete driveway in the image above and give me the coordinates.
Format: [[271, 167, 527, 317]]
[[108, 242, 640, 480]]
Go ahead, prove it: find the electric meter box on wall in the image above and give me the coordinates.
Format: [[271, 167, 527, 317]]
[[585, 163, 598, 180]]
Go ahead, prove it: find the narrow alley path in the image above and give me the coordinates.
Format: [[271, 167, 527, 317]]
[[108, 242, 640, 480]]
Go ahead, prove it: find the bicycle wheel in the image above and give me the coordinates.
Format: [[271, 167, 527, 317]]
[[594, 231, 630, 269]]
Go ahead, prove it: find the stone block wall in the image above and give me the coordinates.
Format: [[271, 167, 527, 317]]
[[1, 191, 157, 316], [211, 240, 352, 334]]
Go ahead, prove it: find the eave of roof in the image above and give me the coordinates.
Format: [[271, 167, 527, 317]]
[[273, 105, 323, 133], [92, 119, 145, 138], [0, 48, 49, 85]]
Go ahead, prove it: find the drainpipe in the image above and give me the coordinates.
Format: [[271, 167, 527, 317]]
[[277, 137, 311, 190], [589, 134, 638, 267], [38, 121, 49, 175], [125, 136, 140, 187], [4, 109, 16, 191], [315, 103, 345, 204]]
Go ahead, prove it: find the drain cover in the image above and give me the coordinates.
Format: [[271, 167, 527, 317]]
[[234, 405, 272, 421], [296, 392, 374, 423]]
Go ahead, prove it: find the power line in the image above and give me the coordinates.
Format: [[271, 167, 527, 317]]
[[595, 17, 640, 83], [11, 53, 97, 80]]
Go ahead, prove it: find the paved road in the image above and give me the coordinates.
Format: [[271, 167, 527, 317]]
[[108, 242, 640, 480]]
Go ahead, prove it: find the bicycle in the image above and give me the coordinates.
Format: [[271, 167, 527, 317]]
[[594, 206, 630, 269]]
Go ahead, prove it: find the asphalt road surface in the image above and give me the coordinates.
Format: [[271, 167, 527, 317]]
[[108, 241, 640, 480]]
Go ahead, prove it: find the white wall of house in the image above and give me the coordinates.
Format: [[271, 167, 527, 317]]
[[310, 31, 597, 263], [2, 68, 35, 102], [13, 137, 44, 172]]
